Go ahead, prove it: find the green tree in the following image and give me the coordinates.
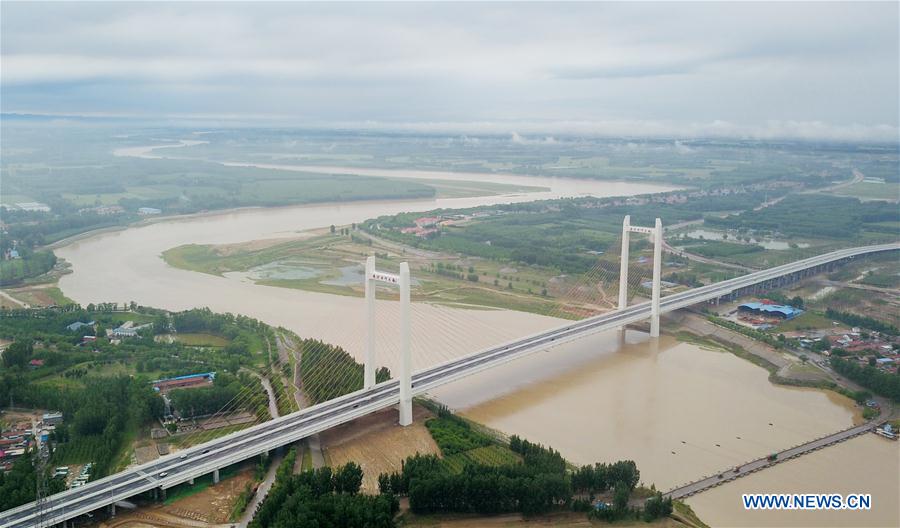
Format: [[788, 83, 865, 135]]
[[2, 340, 31, 368]]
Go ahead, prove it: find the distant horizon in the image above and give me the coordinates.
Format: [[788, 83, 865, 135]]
[[3, 112, 898, 146]]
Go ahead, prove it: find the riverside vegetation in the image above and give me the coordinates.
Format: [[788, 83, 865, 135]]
[[0, 302, 394, 512]]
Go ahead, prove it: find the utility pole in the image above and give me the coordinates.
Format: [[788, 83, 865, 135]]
[[33, 419, 49, 528]]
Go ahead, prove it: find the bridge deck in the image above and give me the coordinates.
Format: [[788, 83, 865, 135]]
[[664, 423, 876, 499]]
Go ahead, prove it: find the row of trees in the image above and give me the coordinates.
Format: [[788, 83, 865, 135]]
[[408, 464, 571, 515], [570, 460, 641, 494], [706, 194, 899, 240], [298, 338, 390, 403], [168, 373, 243, 418], [831, 358, 900, 402], [825, 308, 898, 337], [250, 456, 397, 528], [0, 206, 130, 248]]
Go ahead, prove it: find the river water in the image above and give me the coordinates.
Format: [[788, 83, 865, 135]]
[[687, 433, 898, 527], [431, 333, 860, 490], [57, 154, 677, 370], [54, 147, 894, 525]]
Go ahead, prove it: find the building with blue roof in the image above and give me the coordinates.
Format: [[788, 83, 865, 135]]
[[738, 302, 803, 320]]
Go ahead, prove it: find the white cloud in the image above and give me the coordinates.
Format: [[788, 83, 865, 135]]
[[1, 2, 897, 142]]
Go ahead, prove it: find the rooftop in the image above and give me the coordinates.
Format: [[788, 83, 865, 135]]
[[738, 302, 803, 318]]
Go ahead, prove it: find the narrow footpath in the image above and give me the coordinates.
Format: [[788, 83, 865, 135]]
[[236, 369, 283, 528], [278, 331, 326, 469]]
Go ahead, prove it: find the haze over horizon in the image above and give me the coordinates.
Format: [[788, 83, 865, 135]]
[[2, 1, 899, 142]]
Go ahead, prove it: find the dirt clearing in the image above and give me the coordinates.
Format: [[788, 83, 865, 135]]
[[321, 404, 440, 493]]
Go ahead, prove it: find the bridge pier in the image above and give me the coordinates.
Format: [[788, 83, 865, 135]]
[[213, 468, 220, 484], [363, 256, 413, 426], [399, 263, 413, 426], [364, 256, 377, 389], [650, 218, 662, 338], [617, 215, 631, 315], [618, 215, 662, 337]]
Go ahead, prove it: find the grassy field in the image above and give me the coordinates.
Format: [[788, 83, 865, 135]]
[[169, 423, 254, 448], [832, 182, 900, 201], [771, 311, 835, 332], [441, 445, 522, 473], [174, 333, 231, 347]]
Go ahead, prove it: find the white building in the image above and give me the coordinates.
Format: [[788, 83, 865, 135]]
[[14, 202, 51, 212]]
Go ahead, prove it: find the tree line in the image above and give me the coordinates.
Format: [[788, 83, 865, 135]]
[[375, 407, 671, 523], [0, 248, 57, 286], [250, 452, 397, 528], [825, 308, 898, 337], [706, 194, 899, 240], [298, 338, 390, 404], [831, 358, 900, 402]]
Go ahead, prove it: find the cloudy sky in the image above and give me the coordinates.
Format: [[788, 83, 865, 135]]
[[2, 2, 898, 141]]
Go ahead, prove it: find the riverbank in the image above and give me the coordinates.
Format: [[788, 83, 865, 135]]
[[669, 310, 895, 421]]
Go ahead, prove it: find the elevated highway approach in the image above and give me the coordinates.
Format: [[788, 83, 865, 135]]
[[2, 241, 897, 528]]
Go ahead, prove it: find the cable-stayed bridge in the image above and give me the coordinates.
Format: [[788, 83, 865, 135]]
[[2, 239, 897, 528]]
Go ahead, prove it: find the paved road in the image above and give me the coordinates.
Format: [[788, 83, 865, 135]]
[[665, 422, 876, 499], [243, 370, 280, 421], [3, 242, 897, 528], [661, 239, 756, 272], [236, 450, 283, 528], [816, 278, 900, 296]]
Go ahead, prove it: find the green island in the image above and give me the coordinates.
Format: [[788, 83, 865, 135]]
[[161, 189, 898, 320]]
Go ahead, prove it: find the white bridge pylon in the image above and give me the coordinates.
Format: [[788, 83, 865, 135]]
[[618, 215, 663, 337], [364, 256, 413, 426]]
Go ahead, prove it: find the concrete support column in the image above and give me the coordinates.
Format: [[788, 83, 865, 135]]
[[213, 468, 220, 484], [618, 215, 631, 311], [398, 262, 413, 426], [364, 255, 376, 389], [650, 218, 663, 338]]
